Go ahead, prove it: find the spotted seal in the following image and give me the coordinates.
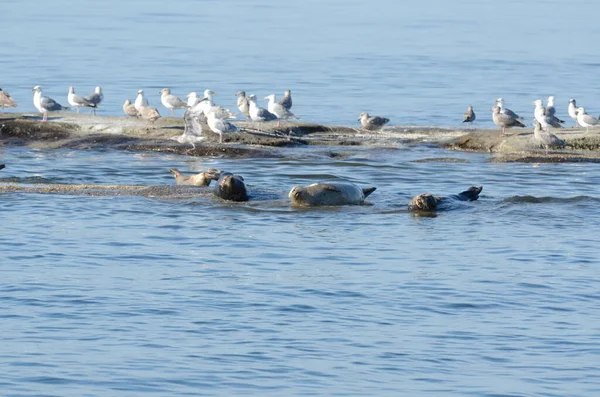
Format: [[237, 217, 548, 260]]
[[168, 168, 220, 187], [289, 182, 376, 206], [214, 172, 249, 202], [408, 186, 483, 211]]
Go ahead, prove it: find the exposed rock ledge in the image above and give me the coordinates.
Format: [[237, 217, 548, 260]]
[[1, 113, 599, 162]]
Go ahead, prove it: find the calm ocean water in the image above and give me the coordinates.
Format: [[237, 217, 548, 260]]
[[2, 1, 600, 396]]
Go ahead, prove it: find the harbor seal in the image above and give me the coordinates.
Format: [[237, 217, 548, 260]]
[[213, 172, 249, 201], [0, 164, 4, 170], [289, 182, 376, 206], [408, 186, 483, 211], [168, 168, 220, 187]]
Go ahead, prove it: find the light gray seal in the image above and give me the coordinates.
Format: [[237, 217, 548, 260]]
[[214, 172, 249, 201], [408, 186, 483, 211], [169, 168, 220, 187], [289, 182, 376, 206]]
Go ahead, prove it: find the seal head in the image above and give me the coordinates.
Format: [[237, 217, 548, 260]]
[[214, 172, 249, 201]]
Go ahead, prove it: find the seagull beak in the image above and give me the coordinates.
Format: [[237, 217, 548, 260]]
[[30, 87, 35, 91], [212, 91, 218, 96]]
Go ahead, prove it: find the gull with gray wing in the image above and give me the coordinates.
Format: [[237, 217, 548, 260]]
[[532, 120, 565, 156], [463, 105, 476, 126], [358, 112, 389, 131], [576, 107, 600, 132], [31, 85, 69, 122], [84, 86, 103, 115], [277, 89, 292, 111], [495, 98, 523, 121], [491, 105, 525, 134], [160, 88, 188, 116], [68, 86, 96, 113]]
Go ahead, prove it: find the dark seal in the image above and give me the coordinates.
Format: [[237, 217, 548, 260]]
[[408, 186, 482, 211], [213, 172, 249, 202]]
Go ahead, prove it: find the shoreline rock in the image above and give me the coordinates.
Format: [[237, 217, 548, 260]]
[[1, 113, 600, 162]]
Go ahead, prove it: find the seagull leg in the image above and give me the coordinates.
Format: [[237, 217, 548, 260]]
[[42, 112, 47, 122], [76, 107, 80, 114], [219, 133, 223, 144], [171, 109, 175, 117]]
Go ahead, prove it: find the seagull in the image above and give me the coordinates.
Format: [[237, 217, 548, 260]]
[[463, 105, 476, 126], [138, 105, 161, 125], [134, 90, 149, 112], [186, 92, 200, 107], [235, 91, 251, 120], [358, 112, 389, 131], [568, 99, 579, 127], [67, 86, 96, 113], [122, 99, 139, 117], [84, 86, 103, 115], [248, 94, 277, 131], [206, 109, 239, 143], [576, 107, 600, 132], [188, 90, 235, 119], [491, 105, 525, 135], [31, 86, 69, 122], [277, 89, 293, 111], [0, 88, 17, 112], [265, 93, 297, 127], [159, 88, 188, 116], [495, 98, 524, 121], [179, 107, 206, 150], [545, 96, 565, 125], [533, 99, 561, 130], [533, 120, 565, 156]]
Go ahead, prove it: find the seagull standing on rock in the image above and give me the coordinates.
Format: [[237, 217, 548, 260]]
[[67, 86, 96, 113], [122, 99, 139, 117], [159, 88, 188, 116], [532, 120, 565, 156], [248, 94, 277, 131], [463, 105, 476, 126], [576, 107, 600, 133], [235, 91, 251, 120], [265, 94, 297, 127], [533, 99, 561, 130], [206, 109, 239, 143], [85, 86, 103, 115], [568, 99, 579, 127], [31, 85, 69, 122], [495, 98, 523, 121], [277, 89, 292, 111], [134, 89, 149, 112], [491, 105, 525, 135], [358, 112, 389, 131]]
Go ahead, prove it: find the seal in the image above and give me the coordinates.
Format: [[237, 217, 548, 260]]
[[169, 168, 220, 187], [288, 182, 376, 206], [213, 172, 249, 202], [408, 186, 483, 211], [0, 164, 5, 170]]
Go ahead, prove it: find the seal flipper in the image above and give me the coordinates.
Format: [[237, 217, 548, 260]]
[[362, 187, 376, 198], [456, 186, 483, 201]]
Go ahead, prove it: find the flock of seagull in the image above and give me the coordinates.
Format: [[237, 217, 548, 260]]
[[462, 96, 600, 153], [0, 86, 598, 152]]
